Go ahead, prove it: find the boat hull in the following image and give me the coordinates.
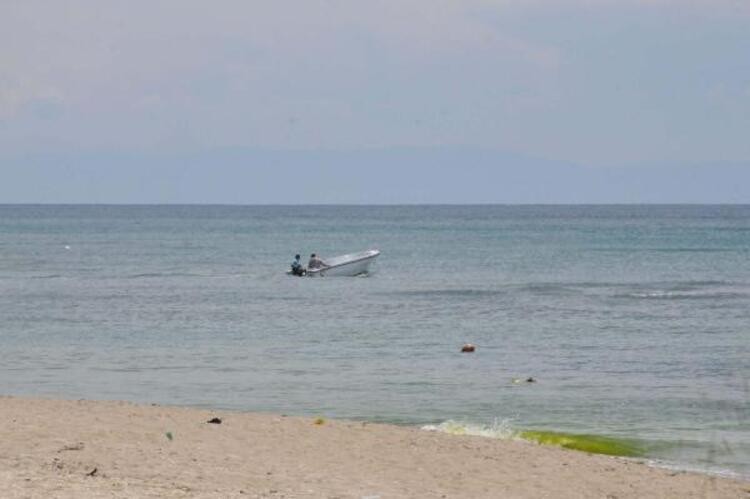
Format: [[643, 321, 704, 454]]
[[307, 250, 380, 277]]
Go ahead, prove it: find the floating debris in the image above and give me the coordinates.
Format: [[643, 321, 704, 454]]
[[461, 344, 476, 353]]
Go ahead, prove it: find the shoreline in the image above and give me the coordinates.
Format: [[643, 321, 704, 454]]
[[1, 396, 747, 498]]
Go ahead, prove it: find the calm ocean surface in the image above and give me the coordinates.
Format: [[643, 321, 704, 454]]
[[1, 205, 748, 477]]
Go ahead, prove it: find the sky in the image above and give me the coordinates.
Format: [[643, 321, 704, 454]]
[[1, 0, 749, 203]]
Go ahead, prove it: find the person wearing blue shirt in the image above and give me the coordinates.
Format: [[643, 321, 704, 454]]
[[290, 254, 306, 276]]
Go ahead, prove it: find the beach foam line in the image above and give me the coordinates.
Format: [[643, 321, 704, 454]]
[[421, 419, 515, 439], [422, 420, 644, 457]]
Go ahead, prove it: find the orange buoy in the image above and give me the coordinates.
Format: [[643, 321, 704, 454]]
[[461, 343, 476, 353]]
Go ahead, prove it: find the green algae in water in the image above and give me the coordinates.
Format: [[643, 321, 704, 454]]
[[519, 430, 644, 457]]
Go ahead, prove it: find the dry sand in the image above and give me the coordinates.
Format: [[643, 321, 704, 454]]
[[0, 396, 747, 498]]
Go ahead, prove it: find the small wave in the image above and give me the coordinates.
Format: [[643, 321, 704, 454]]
[[31, 274, 63, 279], [126, 272, 206, 279], [519, 430, 644, 457], [125, 271, 250, 279], [422, 420, 644, 458], [390, 284, 577, 298], [647, 248, 734, 253], [646, 460, 750, 481], [562, 280, 733, 290], [128, 273, 173, 279], [676, 280, 734, 287], [616, 290, 748, 300], [421, 419, 515, 439], [516, 283, 577, 295], [388, 289, 508, 299]]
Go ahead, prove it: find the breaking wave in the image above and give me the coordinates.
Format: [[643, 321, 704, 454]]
[[421, 420, 644, 457]]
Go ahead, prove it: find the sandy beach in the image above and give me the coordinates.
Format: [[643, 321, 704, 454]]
[[0, 397, 746, 498]]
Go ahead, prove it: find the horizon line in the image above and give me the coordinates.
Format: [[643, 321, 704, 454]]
[[1, 203, 749, 207]]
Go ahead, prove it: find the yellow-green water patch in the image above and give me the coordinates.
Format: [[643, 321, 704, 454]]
[[519, 430, 644, 457]]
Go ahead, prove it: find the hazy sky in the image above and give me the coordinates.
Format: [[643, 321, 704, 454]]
[[1, 1, 749, 202]]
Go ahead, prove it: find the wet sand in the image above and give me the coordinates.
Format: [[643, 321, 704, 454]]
[[0, 396, 746, 498]]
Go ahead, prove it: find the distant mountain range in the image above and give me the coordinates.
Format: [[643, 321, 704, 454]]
[[2, 148, 748, 204]]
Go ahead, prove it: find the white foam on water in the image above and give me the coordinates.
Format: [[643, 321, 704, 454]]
[[421, 419, 516, 440], [645, 459, 750, 482], [422, 420, 750, 482]]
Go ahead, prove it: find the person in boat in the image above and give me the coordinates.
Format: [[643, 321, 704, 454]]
[[290, 254, 306, 276], [308, 253, 327, 270]]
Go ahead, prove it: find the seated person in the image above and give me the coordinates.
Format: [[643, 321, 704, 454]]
[[290, 254, 306, 275], [308, 253, 327, 270]]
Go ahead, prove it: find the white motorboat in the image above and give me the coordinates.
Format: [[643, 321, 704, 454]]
[[289, 249, 380, 277]]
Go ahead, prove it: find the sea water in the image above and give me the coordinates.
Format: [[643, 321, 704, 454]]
[[0, 205, 748, 477]]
